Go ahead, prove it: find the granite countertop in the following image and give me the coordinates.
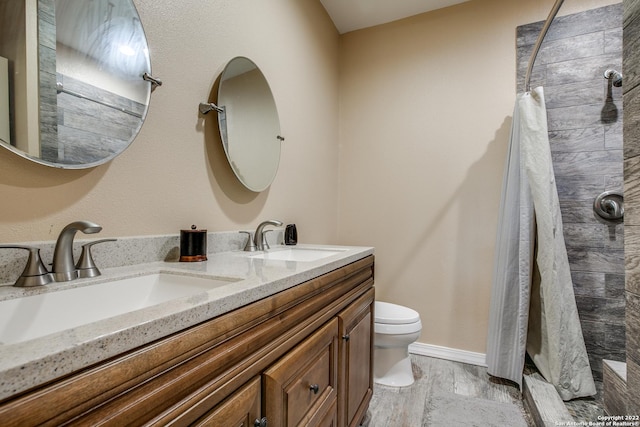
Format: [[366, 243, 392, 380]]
[[0, 244, 374, 401]]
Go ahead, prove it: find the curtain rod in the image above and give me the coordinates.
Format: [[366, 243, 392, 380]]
[[524, 0, 565, 93]]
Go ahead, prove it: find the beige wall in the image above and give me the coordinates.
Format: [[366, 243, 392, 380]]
[[337, 0, 619, 353], [0, 0, 340, 244]]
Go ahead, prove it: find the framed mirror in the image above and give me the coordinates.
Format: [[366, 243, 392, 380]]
[[0, 0, 153, 169], [217, 57, 282, 192]]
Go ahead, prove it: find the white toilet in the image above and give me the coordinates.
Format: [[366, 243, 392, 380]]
[[374, 301, 422, 387]]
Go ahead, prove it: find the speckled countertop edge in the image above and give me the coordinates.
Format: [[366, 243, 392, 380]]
[[0, 244, 374, 400]]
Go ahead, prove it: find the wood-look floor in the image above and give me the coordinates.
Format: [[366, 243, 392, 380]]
[[362, 354, 534, 427]]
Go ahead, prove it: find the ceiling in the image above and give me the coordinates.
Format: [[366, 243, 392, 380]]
[[319, 0, 471, 34]]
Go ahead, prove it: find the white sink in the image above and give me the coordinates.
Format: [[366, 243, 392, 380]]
[[250, 247, 347, 262], [0, 273, 238, 345]]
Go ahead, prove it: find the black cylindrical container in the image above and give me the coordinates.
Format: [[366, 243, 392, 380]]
[[284, 224, 297, 245], [180, 225, 208, 262]]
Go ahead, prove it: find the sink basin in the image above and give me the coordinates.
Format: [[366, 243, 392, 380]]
[[250, 247, 347, 262], [0, 273, 238, 345]]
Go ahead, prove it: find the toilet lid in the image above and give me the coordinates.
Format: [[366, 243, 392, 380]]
[[375, 301, 420, 325]]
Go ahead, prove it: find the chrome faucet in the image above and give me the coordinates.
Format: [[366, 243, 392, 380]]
[[254, 220, 283, 251], [52, 220, 102, 282]]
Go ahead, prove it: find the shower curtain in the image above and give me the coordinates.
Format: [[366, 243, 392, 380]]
[[486, 87, 596, 401]]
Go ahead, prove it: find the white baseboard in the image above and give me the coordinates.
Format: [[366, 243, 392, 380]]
[[409, 342, 487, 367]]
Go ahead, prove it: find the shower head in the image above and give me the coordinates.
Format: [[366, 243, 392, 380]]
[[604, 69, 623, 87]]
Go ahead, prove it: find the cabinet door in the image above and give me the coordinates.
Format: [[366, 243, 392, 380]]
[[315, 398, 338, 427], [194, 376, 262, 427], [338, 288, 374, 427], [264, 318, 339, 427]]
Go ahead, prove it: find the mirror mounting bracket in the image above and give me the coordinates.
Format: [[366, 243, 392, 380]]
[[199, 102, 224, 115], [143, 73, 163, 91]]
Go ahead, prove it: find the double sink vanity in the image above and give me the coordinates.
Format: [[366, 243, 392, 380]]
[[1, 1, 374, 425], [0, 231, 375, 426]]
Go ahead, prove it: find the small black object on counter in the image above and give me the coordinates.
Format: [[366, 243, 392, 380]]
[[284, 224, 297, 246], [180, 225, 207, 262]]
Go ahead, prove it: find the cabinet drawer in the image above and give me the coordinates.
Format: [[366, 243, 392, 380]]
[[264, 318, 338, 427]]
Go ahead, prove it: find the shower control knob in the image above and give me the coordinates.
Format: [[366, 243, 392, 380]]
[[594, 191, 624, 221]]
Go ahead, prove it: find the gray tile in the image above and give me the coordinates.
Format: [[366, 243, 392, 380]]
[[556, 175, 605, 200], [572, 271, 606, 297], [576, 296, 609, 324], [627, 358, 640, 415], [547, 104, 618, 131], [581, 319, 606, 356], [603, 223, 624, 250], [37, 2, 56, 50], [532, 32, 605, 68], [624, 158, 640, 226], [624, 226, 640, 294], [516, 62, 546, 92], [523, 373, 573, 426], [606, 273, 627, 298], [606, 297, 627, 327], [605, 120, 624, 149], [551, 150, 622, 176], [626, 292, 640, 415], [518, 4, 622, 47], [516, 21, 544, 47], [544, 80, 605, 109], [603, 360, 628, 416], [549, 127, 605, 153], [623, 5, 640, 92], [563, 222, 623, 249], [363, 355, 532, 427], [566, 247, 624, 274], [546, 54, 622, 86], [605, 27, 623, 54], [559, 200, 602, 224], [627, 292, 640, 366], [604, 323, 627, 360], [623, 87, 640, 158], [624, 0, 640, 29], [624, 0, 640, 413], [605, 174, 624, 191]]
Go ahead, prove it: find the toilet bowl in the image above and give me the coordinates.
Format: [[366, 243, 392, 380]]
[[374, 301, 422, 387]]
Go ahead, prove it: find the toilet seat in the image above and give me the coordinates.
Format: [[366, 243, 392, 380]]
[[375, 301, 420, 324], [374, 320, 422, 335], [374, 301, 422, 335]]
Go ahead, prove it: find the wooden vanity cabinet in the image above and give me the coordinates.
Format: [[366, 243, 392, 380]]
[[0, 256, 374, 427]]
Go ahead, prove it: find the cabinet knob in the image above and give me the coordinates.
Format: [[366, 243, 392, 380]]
[[309, 384, 320, 394], [342, 334, 350, 341], [254, 417, 267, 427]]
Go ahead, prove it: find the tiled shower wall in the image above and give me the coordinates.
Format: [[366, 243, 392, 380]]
[[517, 3, 625, 381], [623, 0, 640, 413], [38, 0, 57, 155]]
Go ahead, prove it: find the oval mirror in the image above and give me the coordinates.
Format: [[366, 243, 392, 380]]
[[0, 0, 152, 169], [217, 57, 281, 192]]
